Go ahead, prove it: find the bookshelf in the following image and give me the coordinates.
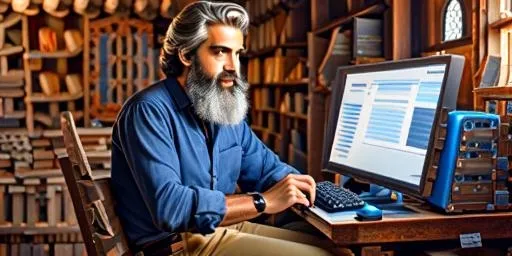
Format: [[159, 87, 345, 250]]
[[245, 0, 413, 178], [0, 2, 171, 255], [473, 0, 512, 162], [22, 14, 85, 134], [245, 0, 311, 173], [0, 13, 25, 129], [306, 0, 396, 181]]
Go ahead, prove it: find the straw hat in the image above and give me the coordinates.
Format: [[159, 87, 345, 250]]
[[103, 0, 118, 14], [11, 0, 29, 13], [12, 0, 39, 15]]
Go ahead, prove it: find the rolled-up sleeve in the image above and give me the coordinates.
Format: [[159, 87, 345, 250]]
[[117, 101, 225, 234], [238, 121, 299, 192]]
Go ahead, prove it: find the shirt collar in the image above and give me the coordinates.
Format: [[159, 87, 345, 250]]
[[164, 77, 192, 110]]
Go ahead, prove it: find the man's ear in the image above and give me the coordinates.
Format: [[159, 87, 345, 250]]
[[178, 50, 192, 67]]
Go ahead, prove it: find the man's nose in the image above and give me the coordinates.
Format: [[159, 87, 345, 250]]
[[224, 54, 237, 72]]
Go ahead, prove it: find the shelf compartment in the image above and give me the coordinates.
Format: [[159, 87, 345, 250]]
[[256, 107, 279, 113], [489, 17, 512, 30], [0, 45, 24, 56], [245, 41, 307, 58], [0, 89, 24, 98], [474, 86, 512, 100], [283, 112, 307, 120], [2, 110, 26, 119], [29, 92, 83, 102], [24, 46, 83, 59], [34, 111, 83, 127], [314, 1, 387, 36]]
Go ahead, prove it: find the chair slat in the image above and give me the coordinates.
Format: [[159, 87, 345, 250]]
[[59, 111, 132, 256]]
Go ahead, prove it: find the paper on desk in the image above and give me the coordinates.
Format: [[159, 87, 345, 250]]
[[309, 207, 358, 224], [309, 206, 414, 224]]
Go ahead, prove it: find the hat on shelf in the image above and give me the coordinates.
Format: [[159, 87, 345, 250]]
[[103, 0, 118, 15], [12, 0, 39, 16], [43, 0, 73, 18], [63, 29, 83, 53]]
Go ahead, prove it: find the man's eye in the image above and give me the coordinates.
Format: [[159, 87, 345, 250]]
[[214, 49, 225, 55]]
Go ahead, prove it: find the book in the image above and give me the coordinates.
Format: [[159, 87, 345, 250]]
[[353, 17, 383, 59]]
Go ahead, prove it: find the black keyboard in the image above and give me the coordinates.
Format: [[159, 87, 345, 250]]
[[315, 181, 365, 212]]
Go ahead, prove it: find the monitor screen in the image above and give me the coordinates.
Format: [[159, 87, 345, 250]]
[[323, 55, 464, 196]]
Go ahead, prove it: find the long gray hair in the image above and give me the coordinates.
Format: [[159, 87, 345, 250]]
[[160, 1, 249, 77]]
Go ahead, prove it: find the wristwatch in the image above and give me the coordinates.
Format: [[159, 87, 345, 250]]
[[247, 192, 266, 213]]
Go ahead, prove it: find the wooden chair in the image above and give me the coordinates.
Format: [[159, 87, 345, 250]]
[[58, 111, 131, 256]]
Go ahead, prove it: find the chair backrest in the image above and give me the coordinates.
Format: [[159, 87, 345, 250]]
[[59, 111, 131, 256]]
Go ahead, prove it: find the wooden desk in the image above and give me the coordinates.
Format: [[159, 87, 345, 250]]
[[293, 203, 512, 255]]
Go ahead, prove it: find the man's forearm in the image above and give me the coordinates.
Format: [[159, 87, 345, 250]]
[[219, 194, 261, 226]]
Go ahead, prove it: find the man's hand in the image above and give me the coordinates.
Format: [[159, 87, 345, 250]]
[[262, 174, 316, 214]]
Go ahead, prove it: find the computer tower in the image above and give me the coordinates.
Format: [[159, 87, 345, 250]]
[[427, 111, 508, 212]]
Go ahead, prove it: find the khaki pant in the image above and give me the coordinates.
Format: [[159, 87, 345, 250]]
[[177, 221, 353, 256]]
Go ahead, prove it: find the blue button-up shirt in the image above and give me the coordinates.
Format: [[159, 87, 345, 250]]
[[111, 77, 299, 246]]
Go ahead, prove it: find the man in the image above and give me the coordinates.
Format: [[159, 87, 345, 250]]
[[111, 2, 340, 255]]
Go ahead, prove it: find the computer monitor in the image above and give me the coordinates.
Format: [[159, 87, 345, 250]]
[[322, 55, 465, 197]]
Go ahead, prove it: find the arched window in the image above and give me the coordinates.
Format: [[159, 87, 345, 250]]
[[442, 0, 465, 41]]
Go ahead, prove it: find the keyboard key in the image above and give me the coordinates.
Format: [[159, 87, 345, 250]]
[[315, 181, 365, 212]]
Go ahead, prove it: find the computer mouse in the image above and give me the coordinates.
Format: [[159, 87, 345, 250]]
[[355, 203, 382, 221]]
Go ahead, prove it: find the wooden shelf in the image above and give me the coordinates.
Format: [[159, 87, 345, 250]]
[[474, 86, 512, 100], [0, 81, 24, 88], [2, 111, 25, 119], [14, 168, 62, 179], [34, 111, 83, 127], [0, 45, 23, 56], [314, 1, 388, 36], [249, 0, 306, 26], [0, 89, 24, 98], [0, 225, 80, 235], [250, 125, 282, 138], [256, 107, 279, 113], [43, 127, 112, 137], [245, 42, 308, 58], [251, 125, 266, 132], [251, 79, 310, 88], [29, 92, 83, 102], [312, 85, 332, 94], [283, 112, 308, 120], [489, 17, 512, 30], [265, 79, 310, 87], [24, 47, 83, 59], [1, 13, 22, 29]]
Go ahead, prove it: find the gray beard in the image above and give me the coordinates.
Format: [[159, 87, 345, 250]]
[[185, 58, 249, 125]]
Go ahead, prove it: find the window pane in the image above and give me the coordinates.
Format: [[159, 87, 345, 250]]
[[443, 0, 463, 41]]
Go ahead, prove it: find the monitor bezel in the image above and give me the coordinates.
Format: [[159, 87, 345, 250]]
[[322, 55, 464, 197]]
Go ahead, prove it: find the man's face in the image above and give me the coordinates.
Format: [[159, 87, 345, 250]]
[[196, 24, 245, 88], [185, 24, 249, 125]]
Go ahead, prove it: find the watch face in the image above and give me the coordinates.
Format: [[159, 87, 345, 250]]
[[250, 192, 266, 213]]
